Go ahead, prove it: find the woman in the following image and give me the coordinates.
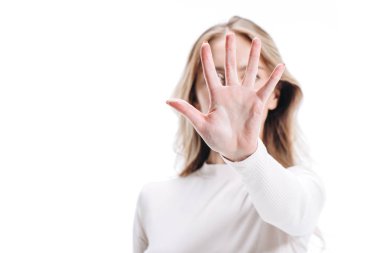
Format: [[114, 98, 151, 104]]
[[133, 16, 326, 253]]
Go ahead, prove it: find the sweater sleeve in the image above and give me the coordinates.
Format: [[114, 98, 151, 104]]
[[219, 138, 326, 237], [133, 186, 149, 253]]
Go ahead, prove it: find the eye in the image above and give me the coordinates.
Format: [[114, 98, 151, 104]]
[[217, 72, 260, 84], [217, 72, 226, 85]]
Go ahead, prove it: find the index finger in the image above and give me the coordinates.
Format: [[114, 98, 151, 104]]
[[200, 42, 221, 97]]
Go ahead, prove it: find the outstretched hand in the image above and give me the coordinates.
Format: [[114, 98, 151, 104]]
[[166, 32, 285, 162]]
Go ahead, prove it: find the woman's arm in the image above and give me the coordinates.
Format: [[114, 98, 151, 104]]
[[220, 137, 326, 237], [133, 188, 148, 253]]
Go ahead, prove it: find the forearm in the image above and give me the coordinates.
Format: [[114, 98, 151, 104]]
[[220, 138, 326, 236]]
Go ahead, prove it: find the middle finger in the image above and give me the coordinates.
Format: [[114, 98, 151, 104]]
[[225, 31, 239, 86]]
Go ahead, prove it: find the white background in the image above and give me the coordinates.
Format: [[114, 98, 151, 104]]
[[1, 0, 379, 252]]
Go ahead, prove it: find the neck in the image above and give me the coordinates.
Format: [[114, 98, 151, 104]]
[[206, 150, 226, 164]]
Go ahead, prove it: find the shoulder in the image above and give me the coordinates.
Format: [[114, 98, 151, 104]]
[[137, 176, 184, 202], [135, 176, 190, 217]]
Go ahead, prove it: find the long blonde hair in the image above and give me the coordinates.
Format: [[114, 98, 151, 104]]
[[171, 16, 308, 177]]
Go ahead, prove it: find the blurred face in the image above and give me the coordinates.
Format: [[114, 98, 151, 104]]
[[194, 32, 280, 139]]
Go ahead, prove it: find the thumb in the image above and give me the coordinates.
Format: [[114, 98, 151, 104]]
[[166, 98, 205, 131]]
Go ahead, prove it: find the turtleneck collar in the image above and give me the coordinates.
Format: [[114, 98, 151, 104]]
[[197, 160, 235, 174]]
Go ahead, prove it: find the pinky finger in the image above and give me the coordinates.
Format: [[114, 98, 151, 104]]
[[257, 63, 285, 101]]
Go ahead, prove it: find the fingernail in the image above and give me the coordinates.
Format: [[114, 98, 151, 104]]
[[227, 31, 234, 36], [166, 98, 177, 105]]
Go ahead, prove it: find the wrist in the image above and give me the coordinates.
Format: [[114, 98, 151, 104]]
[[221, 141, 259, 162]]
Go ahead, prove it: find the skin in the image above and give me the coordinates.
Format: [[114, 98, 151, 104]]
[[167, 31, 285, 163]]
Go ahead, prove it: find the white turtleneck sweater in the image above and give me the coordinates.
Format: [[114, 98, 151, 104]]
[[133, 138, 326, 253]]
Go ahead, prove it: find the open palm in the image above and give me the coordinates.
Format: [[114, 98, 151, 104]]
[[166, 32, 285, 162]]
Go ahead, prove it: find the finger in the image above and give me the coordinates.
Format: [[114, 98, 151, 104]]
[[242, 38, 261, 87], [201, 42, 220, 97], [225, 31, 239, 85], [257, 63, 285, 101], [166, 98, 206, 132]]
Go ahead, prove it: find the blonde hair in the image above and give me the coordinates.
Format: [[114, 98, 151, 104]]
[[171, 16, 309, 177]]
